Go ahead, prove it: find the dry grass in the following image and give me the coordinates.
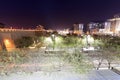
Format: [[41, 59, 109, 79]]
[[0, 48, 65, 75], [0, 48, 93, 75]]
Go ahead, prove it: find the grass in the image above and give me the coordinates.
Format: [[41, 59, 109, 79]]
[[0, 49, 29, 75], [0, 47, 94, 75], [61, 48, 94, 74]]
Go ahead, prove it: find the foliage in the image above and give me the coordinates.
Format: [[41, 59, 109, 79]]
[[54, 35, 64, 48], [92, 34, 120, 69], [0, 23, 5, 28], [93, 34, 120, 48], [43, 35, 64, 49], [63, 35, 82, 48], [35, 36, 46, 48], [0, 50, 30, 75], [37, 34, 83, 50], [0, 50, 28, 64], [63, 49, 93, 73], [15, 36, 34, 48], [82, 35, 94, 47]]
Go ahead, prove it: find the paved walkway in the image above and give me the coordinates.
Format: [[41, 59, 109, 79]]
[[0, 69, 120, 80], [87, 69, 120, 80]]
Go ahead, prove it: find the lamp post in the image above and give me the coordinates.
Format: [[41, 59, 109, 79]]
[[86, 34, 94, 47], [86, 34, 89, 46], [51, 34, 56, 50]]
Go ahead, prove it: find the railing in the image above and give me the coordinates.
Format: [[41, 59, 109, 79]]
[[111, 67, 120, 75], [0, 28, 48, 32]]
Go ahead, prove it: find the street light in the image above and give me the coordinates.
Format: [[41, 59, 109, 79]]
[[51, 34, 56, 50], [86, 35, 94, 47], [82, 35, 94, 47]]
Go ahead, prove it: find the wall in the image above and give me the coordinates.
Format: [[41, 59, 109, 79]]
[[0, 29, 35, 51]]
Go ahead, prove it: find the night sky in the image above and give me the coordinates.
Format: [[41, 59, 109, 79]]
[[0, 0, 120, 29]]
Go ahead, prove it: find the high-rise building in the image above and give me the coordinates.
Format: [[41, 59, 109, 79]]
[[107, 17, 120, 34], [73, 23, 84, 35], [88, 21, 105, 34], [104, 21, 111, 33]]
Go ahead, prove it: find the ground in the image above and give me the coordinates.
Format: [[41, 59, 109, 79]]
[[0, 49, 120, 80], [1, 69, 120, 80]]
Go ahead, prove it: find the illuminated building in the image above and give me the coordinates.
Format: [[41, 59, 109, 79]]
[[57, 29, 70, 35], [104, 21, 111, 33], [88, 15, 120, 35], [107, 17, 120, 34], [73, 23, 84, 35], [88, 21, 105, 34]]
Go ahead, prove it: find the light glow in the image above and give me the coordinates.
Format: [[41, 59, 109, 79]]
[[44, 37, 53, 44], [4, 39, 10, 45], [3, 39, 15, 51]]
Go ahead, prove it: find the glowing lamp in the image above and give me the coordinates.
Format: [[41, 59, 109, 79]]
[[4, 39, 10, 45]]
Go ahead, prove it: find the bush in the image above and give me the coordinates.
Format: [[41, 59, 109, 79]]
[[0, 50, 28, 64], [63, 50, 93, 73], [15, 36, 34, 48]]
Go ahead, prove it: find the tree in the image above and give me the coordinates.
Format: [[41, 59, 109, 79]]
[[35, 25, 45, 31], [0, 23, 5, 28], [36, 36, 46, 48], [15, 36, 34, 48], [63, 35, 82, 47], [92, 34, 120, 69]]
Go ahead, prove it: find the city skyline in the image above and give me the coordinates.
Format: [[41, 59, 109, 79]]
[[0, 0, 120, 29]]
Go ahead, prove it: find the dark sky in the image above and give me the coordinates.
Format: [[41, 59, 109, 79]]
[[0, 0, 120, 29]]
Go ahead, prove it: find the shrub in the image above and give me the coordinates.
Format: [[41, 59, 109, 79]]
[[15, 36, 34, 48]]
